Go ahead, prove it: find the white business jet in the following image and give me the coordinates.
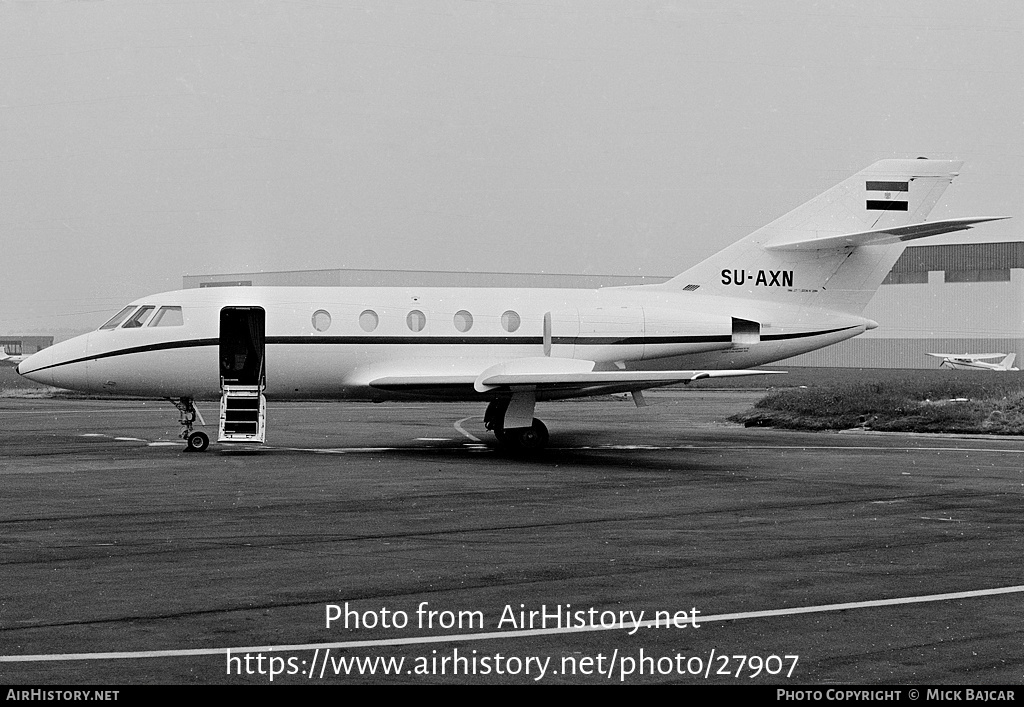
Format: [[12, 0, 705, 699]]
[[17, 159, 1006, 452], [927, 353, 1019, 371]]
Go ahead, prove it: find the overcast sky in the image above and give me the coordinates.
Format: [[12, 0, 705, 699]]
[[2, 0, 1021, 337]]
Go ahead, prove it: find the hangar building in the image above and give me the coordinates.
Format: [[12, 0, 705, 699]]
[[183, 269, 665, 290], [1, 336, 53, 357], [186, 240, 1023, 369], [783, 241, 1024, 368]]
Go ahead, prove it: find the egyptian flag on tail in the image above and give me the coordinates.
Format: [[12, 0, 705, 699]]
[[865, 180, 909, 211]]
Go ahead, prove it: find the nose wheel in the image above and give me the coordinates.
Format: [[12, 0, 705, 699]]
[[186, 431, 210, 452], [170, 397, 210, 453]]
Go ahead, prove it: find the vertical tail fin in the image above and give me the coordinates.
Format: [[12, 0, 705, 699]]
[[1001, 353, 1016, 370], [664, 159, 966, 314]]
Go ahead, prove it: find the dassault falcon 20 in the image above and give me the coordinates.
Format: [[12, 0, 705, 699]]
[[17, 159, 1006, 452]]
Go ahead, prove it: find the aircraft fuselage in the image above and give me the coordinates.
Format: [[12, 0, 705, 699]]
[[19, 285, 871, 401]]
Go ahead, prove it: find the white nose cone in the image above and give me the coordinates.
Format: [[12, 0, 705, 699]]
[[16, 346, 53, 380], [16, 336, 92, 391]]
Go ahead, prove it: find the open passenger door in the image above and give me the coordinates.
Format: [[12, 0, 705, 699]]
[[218, 307, 267, 444]]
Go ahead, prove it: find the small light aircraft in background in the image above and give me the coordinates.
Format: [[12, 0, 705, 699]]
[[17, 158, 1008, 452], [0, 351, 28, 368], [927, 353, 1019, 371]]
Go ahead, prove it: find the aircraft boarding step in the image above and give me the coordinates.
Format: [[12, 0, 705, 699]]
[[218, 384, 266, 444]]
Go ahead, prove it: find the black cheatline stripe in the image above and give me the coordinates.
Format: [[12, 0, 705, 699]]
[[267, 335, 733, 346], [24, 326, 860, 374], [573, 335, 732, 345], [18, 339, 220, 375], [866, 200, 909, 211], [762, 326, 857, 342], [268, 335, 541, 346], [865, 181, 909, 192]]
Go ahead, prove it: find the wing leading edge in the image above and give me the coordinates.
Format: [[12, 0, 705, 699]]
[[368, 357, 783, 394]]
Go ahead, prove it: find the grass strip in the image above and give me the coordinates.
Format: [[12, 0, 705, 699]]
[[729, 377, 1024, 434]]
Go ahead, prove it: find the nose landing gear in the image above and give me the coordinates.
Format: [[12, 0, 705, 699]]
[[170, 397, 210, 452]]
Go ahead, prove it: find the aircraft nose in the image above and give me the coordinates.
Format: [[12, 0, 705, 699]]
[[16, 336, 91, 390], [16, 346, 53, 380]]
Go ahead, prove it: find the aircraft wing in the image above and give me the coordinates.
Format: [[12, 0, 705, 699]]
[[368, 375, 479, 390], [368, 357, 783, 394], [473, 368, 781, 392], [765, 217, 1009, 252], [927, 352, 1006, 361]]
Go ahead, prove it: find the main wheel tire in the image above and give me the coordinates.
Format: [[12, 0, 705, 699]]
[[186, 431, 210, 452], [516, 419, 549, 451]]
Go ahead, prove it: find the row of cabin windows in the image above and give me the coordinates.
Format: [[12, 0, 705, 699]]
[[99, 305, 525, 335], [312, 309, 522, 334], [99, 305, 184, 330]]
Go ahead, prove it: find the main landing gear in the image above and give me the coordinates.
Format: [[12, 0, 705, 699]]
[[170, 397, 209, 452], [484, 398, 549, 452]]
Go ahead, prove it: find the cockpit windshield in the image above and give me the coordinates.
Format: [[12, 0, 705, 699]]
[[150, 306, 183, 327], [122, 306, 156, 328], [98, 304, 184, 330], [98, 306, 136, 330]]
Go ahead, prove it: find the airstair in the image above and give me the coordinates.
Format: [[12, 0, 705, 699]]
[[217, 306, 267, 446], [218, 383, 266, 444]]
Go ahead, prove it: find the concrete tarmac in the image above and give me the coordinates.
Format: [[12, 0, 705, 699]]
[[1, 391, 1023, 685]]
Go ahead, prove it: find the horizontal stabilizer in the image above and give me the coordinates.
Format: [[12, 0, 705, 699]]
[[765, 217, 1009, 252]]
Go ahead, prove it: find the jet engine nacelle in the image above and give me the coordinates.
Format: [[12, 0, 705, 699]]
[[640, 307, 735, 361], [568, 305, 734, 365]]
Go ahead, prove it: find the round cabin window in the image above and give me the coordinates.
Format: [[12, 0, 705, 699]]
[[453, 310, 473, 333], [501, 310, 521, 333], [407, 310, 426, 332], [359, 310, 379, 332], [312, 309, 332, 332]]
